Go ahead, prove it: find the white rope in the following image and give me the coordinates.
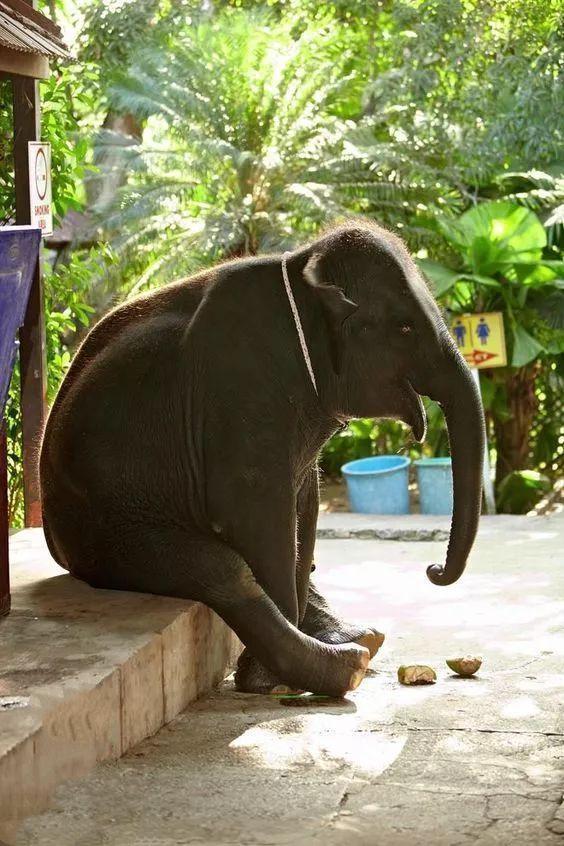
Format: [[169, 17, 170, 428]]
[[281, 252, 318, 396]]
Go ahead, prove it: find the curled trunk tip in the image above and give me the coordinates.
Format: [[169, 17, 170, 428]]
[[427, 563, 459, 586], [424, 354, 486, 587]]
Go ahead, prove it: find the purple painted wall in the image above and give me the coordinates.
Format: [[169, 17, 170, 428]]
[[0, 226, 41, 418]]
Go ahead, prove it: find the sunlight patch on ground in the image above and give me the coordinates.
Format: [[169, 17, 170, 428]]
[[440, 733, 474, 753], [420, 597, 564, 630], [499, 695, 542, 719], [229, 714, 407, 776], [517, 674, 564, 692], [504, 531, 560, 545]]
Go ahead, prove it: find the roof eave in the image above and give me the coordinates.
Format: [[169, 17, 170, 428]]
[[0, 44, 49, 78]]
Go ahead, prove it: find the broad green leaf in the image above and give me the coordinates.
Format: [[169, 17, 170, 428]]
[[539, 260, 564, 276], [444, 202, 547, 276], [451, 280, 474, 308], [543, 334, 564, 354], [416, 259, 459, 295], [467, 236, 500, 274], [458, 273, 501, 288], [511, 325, 545, 367], [509, 263, 559, 286], [437, 216, 474, 248]]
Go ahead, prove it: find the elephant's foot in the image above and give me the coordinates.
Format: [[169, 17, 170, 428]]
[[302, 588, 385, 659], [359, 629, 385, 657], [318, 625, 385, 660], [234, 650, 303, 695], [234, 642, 369, 697]]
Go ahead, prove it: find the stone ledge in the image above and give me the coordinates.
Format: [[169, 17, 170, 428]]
[[316, 526, 450, 541], [316, 511, 563, 541], [0, 529, 241, 836]]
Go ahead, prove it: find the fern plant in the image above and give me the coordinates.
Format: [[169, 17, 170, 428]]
[[96, 8, 457, 293], [93, 11, 365, 292]]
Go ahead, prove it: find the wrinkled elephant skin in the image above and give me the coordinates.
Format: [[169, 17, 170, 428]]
[[40, 222, 485, 696]]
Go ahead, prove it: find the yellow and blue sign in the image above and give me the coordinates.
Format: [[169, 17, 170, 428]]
[[450, 312, 507, 369]]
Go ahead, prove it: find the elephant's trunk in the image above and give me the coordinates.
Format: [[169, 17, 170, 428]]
[[425, 342, 486, 586]]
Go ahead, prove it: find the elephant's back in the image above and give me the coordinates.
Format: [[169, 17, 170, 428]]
[[40, 278, 208, 549], [46, 276, 208, 418]]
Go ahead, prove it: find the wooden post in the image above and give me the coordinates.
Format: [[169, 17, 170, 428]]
[[470, 368, 496, 515], [13, 76, 47, 528], [0, 423, 9, 614]]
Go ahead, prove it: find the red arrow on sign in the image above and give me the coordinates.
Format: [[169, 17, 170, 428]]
[[464, 349, 498, 366]]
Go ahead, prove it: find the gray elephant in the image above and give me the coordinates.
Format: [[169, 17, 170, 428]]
[[40, 222, 485, 697]]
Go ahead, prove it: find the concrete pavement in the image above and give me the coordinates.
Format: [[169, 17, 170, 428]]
[[11, 513, 564, 845], [0, 530, 241, 842]]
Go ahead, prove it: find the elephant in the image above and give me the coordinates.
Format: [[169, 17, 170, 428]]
[[40, 221, 485, 697]]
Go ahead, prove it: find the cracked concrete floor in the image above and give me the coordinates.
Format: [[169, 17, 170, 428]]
[[14, 515, 564, 845]]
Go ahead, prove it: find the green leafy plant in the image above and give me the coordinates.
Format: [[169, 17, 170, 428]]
[[420, 200, 563, 492], [5, 247, 112, 526], [0, 79, 14, 223], [3, 0, 563, 521], [0, 53, 106, 525], [95, 10, 371, 291], [319, 398, 447, 477], [496, 470, 551, 514], [488, 169, 564, 250], [358, 0, 563, 206], [420, 201, 564, 365], [93, 5, 460, 301]]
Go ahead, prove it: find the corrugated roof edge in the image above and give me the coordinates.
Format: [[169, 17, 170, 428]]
[[0, 0, 68, 59]]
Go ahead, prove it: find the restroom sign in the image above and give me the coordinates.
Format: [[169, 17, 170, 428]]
[[28, 142, 53, 236], [450, 312, 507, 369]]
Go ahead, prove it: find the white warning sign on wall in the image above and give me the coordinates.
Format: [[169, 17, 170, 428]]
[[28, 142, 53, 237]]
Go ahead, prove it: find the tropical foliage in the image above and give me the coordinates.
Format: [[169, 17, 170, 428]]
[[421, 201, 564, 485], [1, 0, 562, 521], [421, 202, 564, 368]]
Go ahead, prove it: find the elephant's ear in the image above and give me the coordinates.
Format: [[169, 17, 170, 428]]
[[304, 252, 358, 374]]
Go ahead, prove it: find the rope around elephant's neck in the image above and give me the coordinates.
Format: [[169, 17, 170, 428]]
[[281, 252, 318, 396]]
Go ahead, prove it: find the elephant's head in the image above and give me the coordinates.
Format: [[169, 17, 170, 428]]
[[293, 222, 486, 586]]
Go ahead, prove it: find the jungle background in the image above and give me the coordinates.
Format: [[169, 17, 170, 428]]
[[1, 0, 563, 523]]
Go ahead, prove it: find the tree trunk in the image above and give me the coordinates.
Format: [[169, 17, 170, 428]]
[[493, 364, 539, 486], [87, 111, 144, 210]]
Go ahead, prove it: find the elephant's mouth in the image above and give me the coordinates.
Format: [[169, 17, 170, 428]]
[[402, 382, 427, 443]]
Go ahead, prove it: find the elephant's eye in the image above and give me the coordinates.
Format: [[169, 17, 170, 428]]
[[400, 324, 412, 334]]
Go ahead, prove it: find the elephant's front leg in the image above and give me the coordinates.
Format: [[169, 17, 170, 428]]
[[208, 481, 307, 694], [298, 468, 385, 660]]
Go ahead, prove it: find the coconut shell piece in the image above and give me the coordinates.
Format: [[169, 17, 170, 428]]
[[397, 665, 437, 685], [446, 656, 482, 677]]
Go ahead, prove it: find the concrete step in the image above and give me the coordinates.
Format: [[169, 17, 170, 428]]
[[0, 529, 241, 839]]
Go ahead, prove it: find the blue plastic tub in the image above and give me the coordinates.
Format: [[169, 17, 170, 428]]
[[341, 456, 411, 514], [415, 457, 453, 515]]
